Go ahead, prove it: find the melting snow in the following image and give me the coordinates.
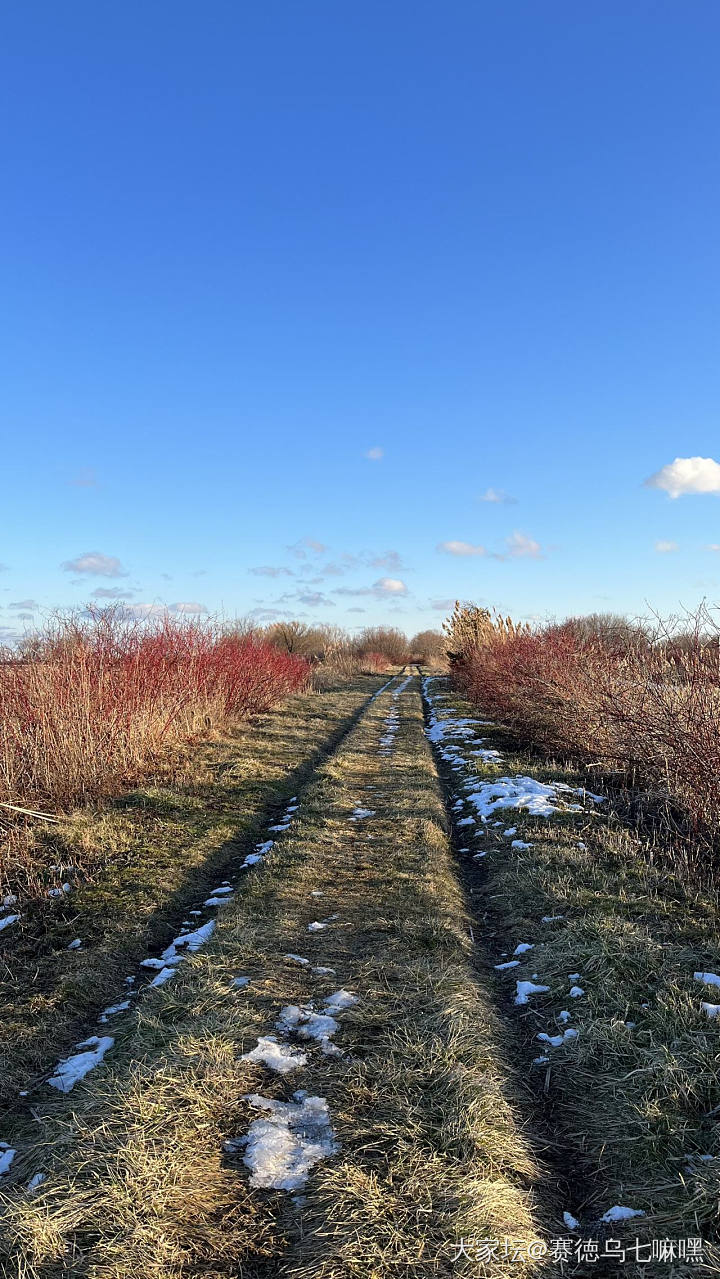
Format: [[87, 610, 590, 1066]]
[[0, 1144, 16, 1175], [701, 1002, 720, 1018], [495, 960, 520, 971], [600, 1205, 645, 1223], [563, 1211, 580, 1231], [98, 999, 131, 1023], [514, 980, 550, 1005], [537, 1028, 578, 1048], [513, 942, 534, 955], [467, 776, 593, 820], [695, 971, 720, 988], [231, 1090, 339, 1190], [350, 808, 375, 820], [241, 1036, 308, 1074], [0, 914, 20, 933], [47, 1036, 115, 1093], [232, 976, 250, 988], [569, 985, 585, 998]]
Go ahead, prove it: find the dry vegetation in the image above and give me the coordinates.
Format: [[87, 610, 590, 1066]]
[[445, 600, 720, 873], [0, 676, 546, 1279]]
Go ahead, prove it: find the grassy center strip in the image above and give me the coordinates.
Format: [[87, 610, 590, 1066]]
[[0, 675, 549, 1279]]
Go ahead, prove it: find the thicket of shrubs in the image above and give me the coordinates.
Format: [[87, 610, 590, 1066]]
[[0, 610, 309, 817], [445, 601, 720, 868]]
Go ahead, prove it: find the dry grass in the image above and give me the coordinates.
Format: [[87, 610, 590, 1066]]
[[0, 675, 548, 1278], [0, 675, 381, 1110], [428, 675, 720, 1273]]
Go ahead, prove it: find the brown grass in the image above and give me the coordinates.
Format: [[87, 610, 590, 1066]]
[[0, 675, 549, 1278]]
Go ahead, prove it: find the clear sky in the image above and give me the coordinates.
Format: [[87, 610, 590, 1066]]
[[3, 1, 720, 640]]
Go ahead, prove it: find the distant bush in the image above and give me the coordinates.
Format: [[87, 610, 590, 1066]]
[[353, 627, 409, 666], [409, 630, 447, 666]]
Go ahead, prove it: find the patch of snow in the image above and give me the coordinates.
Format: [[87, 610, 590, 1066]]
[[513, 942, 534, 955], [503, 828, 517, 837], [27, 1172, 45, 1191], [537, 1028, 579, 1048], [231, 1090, 339, 1190], [3, 894, 17, 907], [350, 808, 375, 820], [467, 776, 591, 820], [322, 989, 358, 1011], [495, 960, 520, 971], [307, 921, 327, 932], [563, 1211, 580, 1231], [541, 915, 564, 923], [695, 971, 720, 988], [149, 965, 178, 987], [569, 986, 585, 998], [701, 1002, 720, 1018], [312, 966, 336, 976], [514, 980, 550, 1005], [242, 1036, 308, 1073], [67, 938, 82, 949], [98, 999, 131, 1023], [0, 914, 20, 932], [47, 1036, 115, 1093], [285, 954, 310, 966], [600, 1205, 645, 1223], [204, 895, 235, 907]]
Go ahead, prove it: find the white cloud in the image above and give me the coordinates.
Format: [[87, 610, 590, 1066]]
[[297, 591, 335, 608], [9, 599, 38, 611], [373, 577, 407, 595], [368, 549, 404, 570], [364, 447, 383, 461], [169, 602, 208, 615], [437, 541, 486, 556], [504, 531, 543, 559], [479, 487, 516, 504], [645, 456, 720, 499], [655, 540, 678, 553], [122, 603, 167, 619], [706, 544, 720, 552], [91, 587, 136, 599], [249, 566, 295, 578], [62, 551, 128, 578], [430, 598, 455, 610]]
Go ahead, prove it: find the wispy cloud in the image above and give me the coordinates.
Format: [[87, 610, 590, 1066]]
[[437, 540, 486, 556], [645, 456, 720, 499], [297, 591, 335, 608], [503, 530, 543, 559], [288, 537, 327, 559], [169, 602, 208, 615], [479, 487, 516, 504], [364, 446, 383, 461], [655, 540, 678, 553], [62, 551, 129, 578], [91, 587, 137, 599], [249, 566, 295, 578], [429, 597, 455, 610], [333, 577, 408, 599], [368, 549, 404, 570], [9, 599, 38, 611]]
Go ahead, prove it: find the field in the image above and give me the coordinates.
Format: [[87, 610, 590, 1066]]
[[0, 616, 719, 1277]]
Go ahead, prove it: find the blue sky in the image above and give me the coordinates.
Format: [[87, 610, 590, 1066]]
[[3, 1, 720, 640]]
